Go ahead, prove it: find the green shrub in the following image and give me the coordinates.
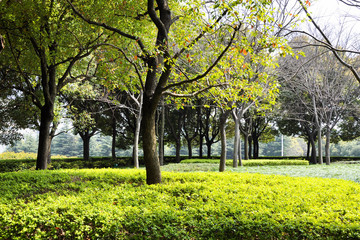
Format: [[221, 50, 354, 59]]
[[181, 158, 309, 166], [0, 169, 359, 239]]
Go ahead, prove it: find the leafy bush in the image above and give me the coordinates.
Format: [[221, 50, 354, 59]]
[[0, 151, 69, 160], [181, 158, 309, 166], [0, 151, 38, 160], [0, 169, 359, 239]]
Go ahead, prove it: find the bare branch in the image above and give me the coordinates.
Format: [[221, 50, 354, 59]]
[[297, 0, 360, 83]]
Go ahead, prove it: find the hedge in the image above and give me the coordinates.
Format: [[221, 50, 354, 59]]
[[181, 158, 309, 166], [0, 169, 359, 239]]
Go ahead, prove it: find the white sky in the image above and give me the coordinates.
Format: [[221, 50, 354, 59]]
[[309, 0, 359, 31]]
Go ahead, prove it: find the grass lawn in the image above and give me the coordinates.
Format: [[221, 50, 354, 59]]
[[161, 163, 360, 183]]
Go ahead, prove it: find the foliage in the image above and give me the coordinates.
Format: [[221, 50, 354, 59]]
[[0, 169, 359, 239], [181, 159, 309, 166], [0, 152, 38, 160], [0, 156, 131, 173]]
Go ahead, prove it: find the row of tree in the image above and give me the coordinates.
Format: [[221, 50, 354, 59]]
[[1, 0, 360, 184]]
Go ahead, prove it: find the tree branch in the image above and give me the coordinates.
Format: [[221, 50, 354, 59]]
[[162, 83, 228, 98], [297, 0, 360, 83], [66, 0, 148, 55], [173, 9, 229, 60], [164, 26, 238, 91]]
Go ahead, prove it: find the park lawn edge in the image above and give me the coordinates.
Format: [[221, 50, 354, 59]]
[[0, 169, 359, 239], [181, 158, 310, 166]]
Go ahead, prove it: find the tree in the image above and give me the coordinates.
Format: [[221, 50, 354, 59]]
[[279, 37, 360, 164], [164, 105, 183, 163], [68, 0, 299, 184], [180, 105, 199, 159], [296, 0, 360, 83], [0, 0, 104, 169]]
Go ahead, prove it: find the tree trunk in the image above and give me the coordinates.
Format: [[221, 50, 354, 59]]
[[187, 140, 192, 159], [253, 137, 259, 159], [159, 99, 165, 165], [36, 105, 54, 170], [310, 137, 317, 164], [197, 103, 203, 158], [318, 125, 323, 164], [112, 117, 117, 161], [206, 143, 212, 158], [325, 127, 331, 165], [133, 100, 142, 168], [175, 139, 181, 163], [141, 97, 161, 184], [83, 134, 90, 161], [133, 114, 141, 168], [219, 110, 230, 172], [233, 118, 239, 168], [243, 133, 249, 160], [306, 139, 310, 160], [238, 137, 243, 166], [248, 137, 253, 159], [199, 134, 203, 158]]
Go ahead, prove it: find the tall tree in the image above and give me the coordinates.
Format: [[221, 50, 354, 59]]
[[69, 0, 297, 184], [279, 37, 360, 164], [0, 0, 103, 169]]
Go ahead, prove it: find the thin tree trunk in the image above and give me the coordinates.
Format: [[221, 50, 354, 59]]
[[219, 110, 230, 172], [133, 114, 141, 168], [243, 133, 249, 160], [238, 137, 243, 166], [253, 137, 259, 159], [233, 118, 239, 168], [306, 139, 310, 160], [175, 139, 181, 163], [248, 138, 252, 159], [159, 99, 165, 165], [112, 117, 117, 160], [318, 125, 323, 164], [325, 127, 331, 165], [133, 100, 142, 168], [197, 103, 203, 158]]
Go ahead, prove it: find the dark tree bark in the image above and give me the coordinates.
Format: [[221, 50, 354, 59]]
[[79, 131, 96, 161], [166, 108, 183, 163], [197, 101, 204, 158], [36, 104, 55, 169], [141, 96, 162, 184], [36, 59, 57, 169]]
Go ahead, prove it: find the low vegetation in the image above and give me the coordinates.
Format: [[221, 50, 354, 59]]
[[0, 169, 359, 239], [181, 159, 309, 166]]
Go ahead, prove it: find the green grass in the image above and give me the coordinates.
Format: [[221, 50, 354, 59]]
[[162, 163, 360, 183], [0, 169, 360, 239], [181, 158, 309, 166]]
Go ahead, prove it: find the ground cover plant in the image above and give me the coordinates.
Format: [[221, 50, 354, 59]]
[[0, 169, 359, 239]]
